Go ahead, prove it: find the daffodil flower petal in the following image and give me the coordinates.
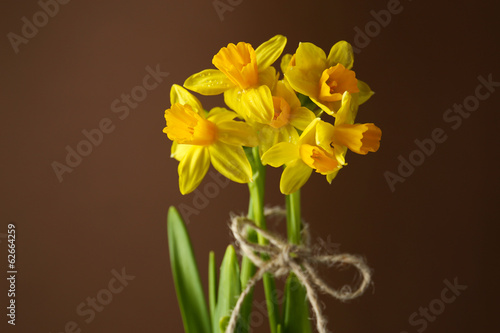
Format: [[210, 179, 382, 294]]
[[209, 142, 252, 183], [298, 118, 320, 145], [277, 125, 299, 145], [223, 87, 242, 114], [170, 141, 192, 161], [257, 126, 280, 156], [280, 53, 293, 74], [274, 81, 301, 110], [333, 145, 348, 166], [240, 86, 274, 124], [334, 92, 355, 125], [295, 42, 327, 72], [280, 159, 313, 195], [309, 96, 339, 116], [261, 142, 299, 167], [258, 66, 278, 91], [285, 68, 320, 102], [289, 106, 316, 131], [255, 35, 287, 71], [315, 120, 335, 154], [184, 69, 234, 95], [170, 84, 204, 114], [357, 80, 374, 105], [178, 146, 210, 195], [217, 120, 258, 147], [326, 170, 340, 184], [206, 107, 238, 123], [327, 41, 354, 69]]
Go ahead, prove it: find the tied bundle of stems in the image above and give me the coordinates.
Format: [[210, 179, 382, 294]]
[[165, 35, 382, 333]]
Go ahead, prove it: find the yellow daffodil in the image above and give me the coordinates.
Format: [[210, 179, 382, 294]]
[[316, 91, 382, 169], [284, 40, 373, 115], [184, 35, 286, 124], [164, 85, 258, 195], [255, 80, 316, 154], [261, 118, 341, 194]]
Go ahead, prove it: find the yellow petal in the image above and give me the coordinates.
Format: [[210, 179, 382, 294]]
[[257, 125, 280, 156], [277, 124, 299, 145], [315, 120, 335, 154], [280, 53, 293, 74], [333, 145, 348, 166], [285, 67, 320, 103], [209, 142, 253, 183], [327, 41, 354, 69], [240, 86, 274, 124], [308, 96, 340, 116], [258, 66, 278, 91], [206, 107, 238, 123], [274, 80, 300, 110], [289, 106, 316, 131], [255, 35, 287, 71], [184, 69, 233, 95], [170, 84, 204, 115], [294, 42, 326, 73], [170, 141, 192, 161], [261, 142, 299, 167], [334, 92, 355, 125], [223, 87, 242, 114], [298, 118, 320, 145], [178, 146, 210, 195], [280, 159, 313, 195], [217, 120, 258, 147], [326, 170, 340, 184], [356, 80, 374, 105]]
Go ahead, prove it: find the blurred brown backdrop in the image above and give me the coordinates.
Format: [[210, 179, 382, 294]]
[[1, 0, 499, 332]]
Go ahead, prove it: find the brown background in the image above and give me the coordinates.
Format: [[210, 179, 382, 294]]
[[1, 0, 499, 332]]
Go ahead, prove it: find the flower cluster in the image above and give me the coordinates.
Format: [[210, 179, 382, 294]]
[[164, 35, 381, 195]]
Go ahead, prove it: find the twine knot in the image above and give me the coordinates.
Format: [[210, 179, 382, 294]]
[[225, 208, 372, 333]]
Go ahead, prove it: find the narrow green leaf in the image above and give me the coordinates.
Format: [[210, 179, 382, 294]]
[[209, 251, 217, 328], [238, 229, 258, 333], [282, 274, 312, 333], [167, 206, 211, 333], [214, 245, 241, 333]]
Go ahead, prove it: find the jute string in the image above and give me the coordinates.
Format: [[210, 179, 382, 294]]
[[225, 207, 372, 333]]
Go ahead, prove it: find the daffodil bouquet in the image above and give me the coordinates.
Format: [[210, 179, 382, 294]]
[[165, 35, 381, 333]]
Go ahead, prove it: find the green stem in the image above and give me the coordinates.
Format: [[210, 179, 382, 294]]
[[283, 189, 312, 333], [240, 147, 280, 333], [286, 190, 301, 245]]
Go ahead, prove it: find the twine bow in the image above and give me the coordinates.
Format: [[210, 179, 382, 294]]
[[225, 208, 372, 333]]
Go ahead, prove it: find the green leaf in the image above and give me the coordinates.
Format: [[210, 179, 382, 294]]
[[209, 251, 217, 327], [167, 206, 211, 333], [238, 229, 258, 333], [214, 245, 241, 333], [282, 274, 312, 333]]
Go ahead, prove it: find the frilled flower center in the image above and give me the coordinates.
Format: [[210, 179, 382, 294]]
[[270, 96, 291, 129], [319, 63, 360, 102], [299, 144, 339, 174], [164, 103, 217, 146], [212, 42, 259, 90], [332, 123, 382, 155]]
